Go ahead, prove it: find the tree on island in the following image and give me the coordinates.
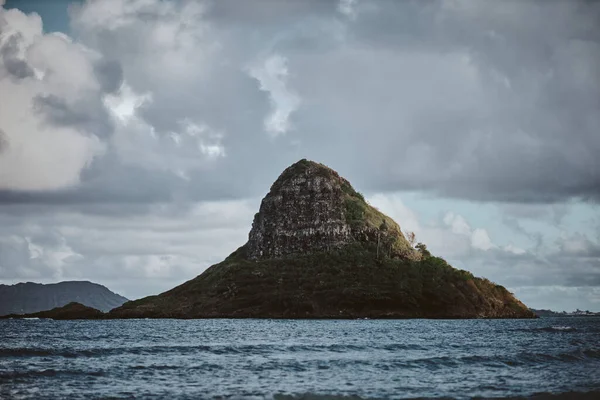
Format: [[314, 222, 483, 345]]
[[416, 243, 431, 258]]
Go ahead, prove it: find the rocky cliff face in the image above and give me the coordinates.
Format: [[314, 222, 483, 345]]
[[247, 159, 415, 260]]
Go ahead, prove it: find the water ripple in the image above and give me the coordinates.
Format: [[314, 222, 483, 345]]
[[1, 317, 599, 399]]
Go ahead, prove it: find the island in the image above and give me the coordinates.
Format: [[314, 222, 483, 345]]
[[1, 302, 104, 320], [110, 159, 534, 319], [4, 160, 535, 320]]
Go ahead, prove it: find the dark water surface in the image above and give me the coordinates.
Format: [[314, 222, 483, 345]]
[[1, 317, 599, 399]]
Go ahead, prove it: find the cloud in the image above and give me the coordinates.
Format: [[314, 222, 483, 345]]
[[0, 199, 257, 299], [556, 232, 600, 258], [248, 54, 300, 136], [370, 193, 499, 259], [0, 6, 108, 191], [286, 0, 600, 203], [337, 0, 358, 20], [0, 0, 598, 204]]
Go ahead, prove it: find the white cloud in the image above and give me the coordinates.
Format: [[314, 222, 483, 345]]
[[180, 119, 225, 159], [442, 212, 495, 250], [248, 54, 300, 136], [367, 193, 420, 233], [471, 228, 493, 250], [0, 6, 106, 190], [504, 244, 526, 255], [444, 212, 472, 236], [369, 194, 498, 254], [103, 83, 150, 123]]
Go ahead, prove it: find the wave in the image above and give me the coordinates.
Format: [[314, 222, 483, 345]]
[[273, 392, 600, 400], [129, 364, 180, 370], [0, 348, 58, 357], [515, 326, 578, 333], [380, 343, 427, 351], [0, 342, 424, 359], [385, 349, 600, 369], [2, 344, 599, 369], [128, 363, 224, 371], [544, 326, 577, 332], [0, 368, 105, 381], [274, 394, 371, 400]]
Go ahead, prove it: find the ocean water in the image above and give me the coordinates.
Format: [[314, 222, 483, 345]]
[[1, 317, 599, 399]]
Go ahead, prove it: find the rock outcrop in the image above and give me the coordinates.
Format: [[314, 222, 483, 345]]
[[247, 159, 415, 260], [110, 159, 535, 319]]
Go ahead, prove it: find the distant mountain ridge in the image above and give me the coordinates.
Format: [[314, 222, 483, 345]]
[[530, 308, 600, 317], [0, 281, 128, 315]]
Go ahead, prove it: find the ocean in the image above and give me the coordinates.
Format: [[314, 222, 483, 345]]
[[1, 317, 599, 399]]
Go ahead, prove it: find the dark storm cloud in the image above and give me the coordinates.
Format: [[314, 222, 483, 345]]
[[347, 1, 600, 203], [2, 0, 600, 206]]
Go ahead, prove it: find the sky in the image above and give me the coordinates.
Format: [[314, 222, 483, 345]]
[[0, 0, 599, 311]]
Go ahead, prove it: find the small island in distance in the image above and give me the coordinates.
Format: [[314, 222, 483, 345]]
[[1, 302, 105, 320], [4, 160, 536, 320], [530, 309, 600, 317]]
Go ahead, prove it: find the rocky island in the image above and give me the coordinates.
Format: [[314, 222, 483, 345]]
[[110, 159, 534, 319]]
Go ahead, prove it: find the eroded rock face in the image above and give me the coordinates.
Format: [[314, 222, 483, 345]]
[[247, 160, 353, 260], [246, 159, 414, 260]]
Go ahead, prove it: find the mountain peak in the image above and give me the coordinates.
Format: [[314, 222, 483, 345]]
[[246, 159, 415, 260], [268, 159, 346, 191]]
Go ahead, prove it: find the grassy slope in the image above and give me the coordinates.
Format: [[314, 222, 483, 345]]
[[112, 243, 533, 319]]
